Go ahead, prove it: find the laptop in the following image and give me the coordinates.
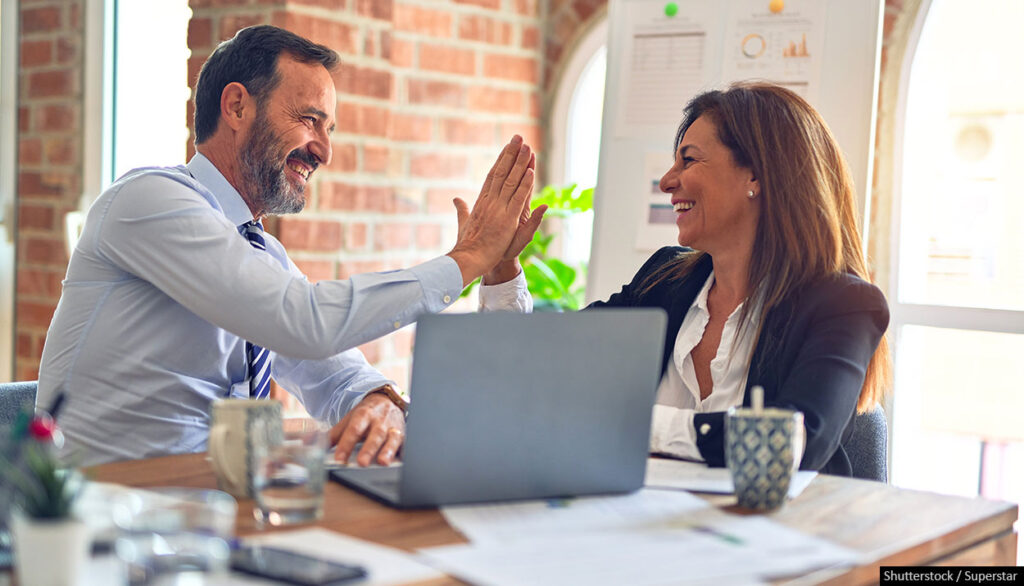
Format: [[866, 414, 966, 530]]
[[330, 308, 667, 509]]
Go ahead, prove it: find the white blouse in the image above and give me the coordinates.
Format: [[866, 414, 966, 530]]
[[648, 271, 761, 461]]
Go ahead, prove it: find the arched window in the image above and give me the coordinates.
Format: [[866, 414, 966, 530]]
[[890, 0, 1024, 515], [548, 20, 607, 268]]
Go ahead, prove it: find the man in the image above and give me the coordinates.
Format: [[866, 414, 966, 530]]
[[37, 25, 545, 467]]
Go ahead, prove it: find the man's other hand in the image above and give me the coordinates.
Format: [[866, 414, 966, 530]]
[[329, 392, 405, 467]]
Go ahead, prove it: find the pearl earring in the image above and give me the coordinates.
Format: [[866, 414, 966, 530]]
[[747, 190, 755, 199]]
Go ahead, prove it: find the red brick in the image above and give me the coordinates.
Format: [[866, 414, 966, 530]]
[[458, 15, 513, 45], [391, 113, 432, 142], [188, 17, 213, 49], [17, 203, 55, 231], [44, 137, 75, 166], [393, 5, 452, 38], [416, 224, 442, 249], [15, 364, 41, 384], [357, 0, 392, 20], [218, 13, 266, 41], [19, 138, 42, 166], [407, 79, 464, 108], [359, 340, 382, 363], [499, 123, 542, 152], [389, 38, 414, 67], [188, 54, 206, 87], [483, 54, 538, 83], [70, 2, 81, 29], [272, 12, 357, 54], [335, 102, 390, 137], [426, 188, 477, 214], [19, 107, 30, 132], [346, 222, 367, 249], [293, 259, 335, 282], [409, 153, 469, 179], [363, 144, 390, 173], [277, 218, 343, 252], [455, 0, 501, 8], [28, 69, 75, 99], [391, 327, 415, 359], [515, 0, 539, 16], [320, 183, 396, 212], [17, 268, 64, 298], [22, 6, 61, 34], [22, 236, 66, 265], [56, 37, 77, 64], [374, 223, 413, 250], [419, 44, 475, 76], [20, 40, 53, 67], [441, 118, 496, 146], [522, 25, 540, 50], [467, 86, 523, 114], [324, 142, 357, 174], [363, 34, 376, 57], [332, 63, 393, 100], [572, 0, 603, 21], [39, 104, 75, 132], [19, 172, 64, 197], [17, 334, 35, 359]]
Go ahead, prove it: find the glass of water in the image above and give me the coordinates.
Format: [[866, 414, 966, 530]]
[[253, 419, 328, 527], [113, 487, 237, 585]]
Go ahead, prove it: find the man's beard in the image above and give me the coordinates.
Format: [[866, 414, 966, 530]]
[[238, 108, 316, 216]]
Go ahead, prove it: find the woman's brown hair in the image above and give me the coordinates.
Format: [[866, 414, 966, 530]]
[[647, 81, 890, 412]]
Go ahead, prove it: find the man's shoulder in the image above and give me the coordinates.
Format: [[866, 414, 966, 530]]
[[98, 165, 222, 214]]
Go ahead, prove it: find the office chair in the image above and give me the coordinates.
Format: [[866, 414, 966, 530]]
[[0, 381, 38, 426], [844, 407, 888, 482]]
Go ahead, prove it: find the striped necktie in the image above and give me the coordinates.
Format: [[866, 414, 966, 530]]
[[240, 220, 272, 400]]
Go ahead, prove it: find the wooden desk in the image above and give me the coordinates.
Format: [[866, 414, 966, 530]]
[[87, 453, 1018, 585]]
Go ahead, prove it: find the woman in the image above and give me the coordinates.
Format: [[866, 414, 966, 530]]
[[588, 82, 890, 476]]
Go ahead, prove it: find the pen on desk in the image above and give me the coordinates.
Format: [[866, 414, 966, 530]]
[[691, 524, 745, 546]]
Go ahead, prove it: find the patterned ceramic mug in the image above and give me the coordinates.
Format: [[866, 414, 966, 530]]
[[209, 399, 283, 498], [725, 406, 805, 511]]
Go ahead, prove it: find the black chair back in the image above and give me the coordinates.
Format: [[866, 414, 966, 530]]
[[845, 407, 888, 482], [0, 381, 38, 426]]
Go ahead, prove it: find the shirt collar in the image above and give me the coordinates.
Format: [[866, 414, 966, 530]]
[[694, 270, 761, 326], [186, 153, 255, 226]]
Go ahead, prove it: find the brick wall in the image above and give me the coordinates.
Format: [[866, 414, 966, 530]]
[[14, 0, 84, 382], [12, 0, 913, 390], [186, 0, 544, 395]]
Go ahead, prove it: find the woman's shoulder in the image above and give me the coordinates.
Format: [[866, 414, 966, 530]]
[[796, 272, 889, 315]]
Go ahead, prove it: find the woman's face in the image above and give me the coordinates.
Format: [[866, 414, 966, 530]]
[[659, 115, 760, 257]]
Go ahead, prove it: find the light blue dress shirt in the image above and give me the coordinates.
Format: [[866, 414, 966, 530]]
[[37, 154, 530, 466]]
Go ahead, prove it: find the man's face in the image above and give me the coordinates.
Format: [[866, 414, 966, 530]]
[[238, 55, 336, 216]]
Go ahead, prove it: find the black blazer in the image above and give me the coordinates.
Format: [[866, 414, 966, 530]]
[[587, 247, 889, 476]]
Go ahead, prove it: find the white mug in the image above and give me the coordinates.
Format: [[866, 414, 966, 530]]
[[209, 399, 283, 498]]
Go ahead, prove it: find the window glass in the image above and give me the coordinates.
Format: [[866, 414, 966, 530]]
[[898, 0, 1024, 310]]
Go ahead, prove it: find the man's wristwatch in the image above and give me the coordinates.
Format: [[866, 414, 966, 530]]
[[368, 384, 409, 418]]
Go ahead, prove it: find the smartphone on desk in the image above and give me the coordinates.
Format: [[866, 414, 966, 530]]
[[230, 545, 367, 585]]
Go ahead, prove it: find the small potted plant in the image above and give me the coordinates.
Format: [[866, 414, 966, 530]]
[[2, 405, 90, 586]]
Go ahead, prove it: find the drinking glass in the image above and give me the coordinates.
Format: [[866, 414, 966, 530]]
[[253, 419, 328, 527], [113, 487, 237, 585]]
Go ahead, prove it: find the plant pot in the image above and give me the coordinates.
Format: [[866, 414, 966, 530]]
[[11, 512, 90, 586]]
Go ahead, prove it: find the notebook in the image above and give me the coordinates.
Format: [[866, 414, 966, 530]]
[[330, 309, 667, 509]]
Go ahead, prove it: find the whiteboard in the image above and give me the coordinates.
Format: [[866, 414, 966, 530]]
[[586, 0, 883, 302]]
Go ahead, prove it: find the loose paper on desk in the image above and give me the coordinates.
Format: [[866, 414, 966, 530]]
[[645, 457, 817, 497], [441, 488, 711, 545], [425, 503, 858, 586]]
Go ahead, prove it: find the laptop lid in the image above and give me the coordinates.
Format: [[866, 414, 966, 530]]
[[387, 308, 667, 508]]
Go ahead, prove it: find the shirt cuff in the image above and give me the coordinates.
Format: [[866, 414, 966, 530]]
[[649, 404, 704, 462], [408, 256, 464, 312], [479, 269, 532, 313]]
